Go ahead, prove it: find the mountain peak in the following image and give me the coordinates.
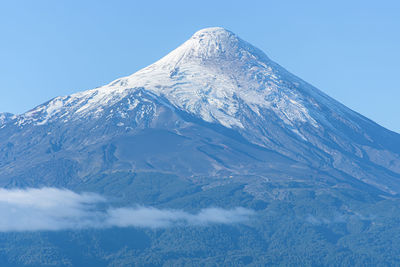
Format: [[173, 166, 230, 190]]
[[116, 27, 320, 129], [16, 27, 318, 130], [152, 27, 269, 67], [190, 27, 236, 43], [191, 27, 233, 37]]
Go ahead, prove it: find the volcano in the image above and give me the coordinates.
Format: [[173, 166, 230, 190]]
[[1, 27, 400, 266]]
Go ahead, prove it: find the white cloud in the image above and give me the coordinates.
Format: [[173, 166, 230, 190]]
[[0, 187, 254, 232], [106, 207, 254, 228]]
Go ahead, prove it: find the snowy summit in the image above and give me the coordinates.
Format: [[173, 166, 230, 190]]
[[18, 27, 336, 129]]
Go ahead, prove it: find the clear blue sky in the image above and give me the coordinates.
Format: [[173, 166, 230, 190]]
[[1, 0, 399, 133]]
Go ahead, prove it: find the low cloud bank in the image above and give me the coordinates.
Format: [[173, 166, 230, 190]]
[[0, 188, 254, 232], [106, 206, 253, 228]]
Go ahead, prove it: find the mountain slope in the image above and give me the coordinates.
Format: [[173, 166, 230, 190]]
[[0, 113, 13, 126]]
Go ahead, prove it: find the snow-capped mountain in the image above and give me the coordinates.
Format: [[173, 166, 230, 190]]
[[17, 27, 337, 129], [2, 27, 400, 266], [1, 27, 400, 194]]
